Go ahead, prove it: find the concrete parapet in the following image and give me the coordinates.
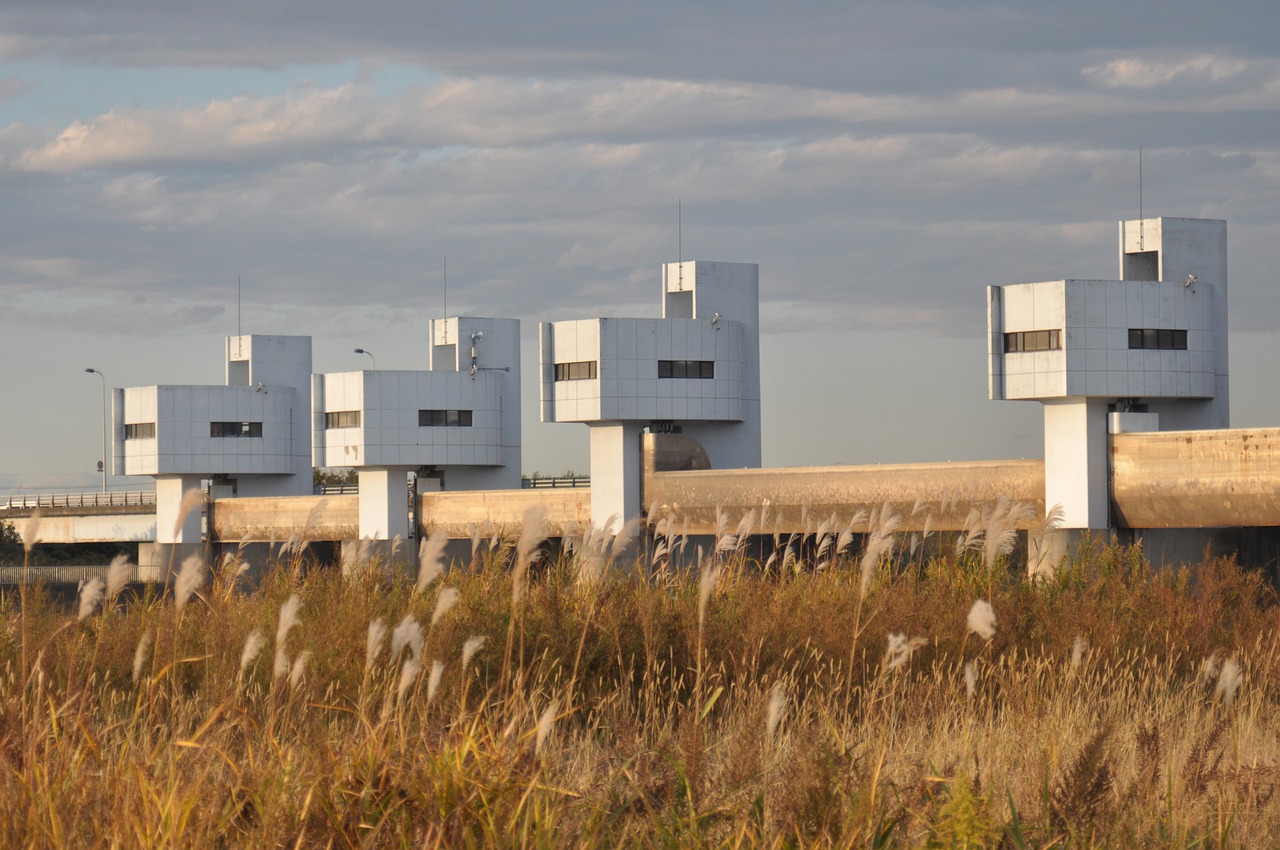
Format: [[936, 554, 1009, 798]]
[[209, 495, 359, 542], [420, 488, 592, 539], [1111, 427, 1280, 528], [645, 460, 1046, 535]]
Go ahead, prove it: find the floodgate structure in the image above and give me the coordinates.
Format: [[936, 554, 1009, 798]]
[[6, 216, 1280, 579]]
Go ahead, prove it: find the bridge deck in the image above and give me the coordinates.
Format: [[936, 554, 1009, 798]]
[[11, 427, 1280, 548]]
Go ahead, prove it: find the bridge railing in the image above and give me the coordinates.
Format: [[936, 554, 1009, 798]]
[[522, 476, 590, 489], [0, 491, 157, 511], [0, 562, 165, 586]]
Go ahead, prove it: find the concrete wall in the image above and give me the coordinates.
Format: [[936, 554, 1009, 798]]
[[644, 460, 1045, 535], [121, 385, 301, 476], [1111, 427, 1280, 528], [13, 511, 156, 544], [541, 317, 748, 423], [313, 370, 507, 468], [419, 487, 592, 538], [989, 279, 1216, 402], [209, 494, 359, 542]]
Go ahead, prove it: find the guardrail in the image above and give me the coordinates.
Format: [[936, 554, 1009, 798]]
[[317, 485, 359, 495], [0, 562, 165, 585], [1, 491, 157, 510], [522, 476, 590, 489]]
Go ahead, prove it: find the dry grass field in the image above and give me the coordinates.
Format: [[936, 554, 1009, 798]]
[[3, 508, 1280, 848]]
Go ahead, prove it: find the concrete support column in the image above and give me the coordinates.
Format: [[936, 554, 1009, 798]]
[[589, 422, 644, 533], [154, 474, 206, 575], [156, 475, 204, 544], [1043, 398, 1109, 530], [357, 467, 412, 541]]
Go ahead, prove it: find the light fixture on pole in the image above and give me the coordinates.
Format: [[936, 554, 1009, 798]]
[[84, 368, 107, 494], [354, 348, 376, 370]]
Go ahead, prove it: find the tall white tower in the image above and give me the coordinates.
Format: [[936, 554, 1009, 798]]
[[115, 334, 314, 562], [987, 217, 1228, 530], [540, 261, 762, 531], [312, 316, 521, 544]]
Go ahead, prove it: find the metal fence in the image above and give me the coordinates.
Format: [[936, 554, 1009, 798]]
[[522, 476, 590, 489], [0, 490, 157, 511], [0, 562, 165, 586]]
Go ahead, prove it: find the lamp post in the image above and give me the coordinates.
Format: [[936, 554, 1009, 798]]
[[85, 368, 107, 494], [354, 348, 376, 369]]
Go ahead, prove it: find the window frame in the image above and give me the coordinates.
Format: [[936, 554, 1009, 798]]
[[553, 361, 599, 381], [418, 409, 474, 427], [1128, 328, 1188, 351], [657, 359, 715, 379], [1003, 330, 1061, 353]]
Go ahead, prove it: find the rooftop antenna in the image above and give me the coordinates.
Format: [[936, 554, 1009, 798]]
[[237, 273, 242, 337], [1139, 146, 1144, 250]]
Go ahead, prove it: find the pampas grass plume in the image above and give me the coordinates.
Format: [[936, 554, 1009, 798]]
[[273, 594, 302, 680], [884, 632, 927, 671], [1199, 653, 1220, 685], [22, 509, 41, 553], [174, 555, 206, 611], [391, 614, 423, 662], [431, 586, 460, 627], [172, 488, 203, 539], [967, 599, 997, 641], [106, 553, 132, 599], [416, 531, 448, 593], [289, 650, 312, 688], [535, 699, 559, 757], [1071, 635, 1088, 670], [239, 629, 265, 677], [426, 659, 445, 705], [698, 562, 721, 629], [77, 576, 105, 621], [365, 618, 386, 673], [462, 635, 486, 671], [964, 661, 978, 699], [397, 656, 421, 701], [1216, 657, 1242, 706], [766, 681, 786, 742], [132, 632, 152, 685]]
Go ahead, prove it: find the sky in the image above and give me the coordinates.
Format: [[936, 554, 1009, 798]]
[[2, 0, 1279, 493]]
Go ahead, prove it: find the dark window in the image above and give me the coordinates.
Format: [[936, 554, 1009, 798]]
[[1003, 330, 1061, 353], [553, 361, 598, 381], [210, 421, 263, 438], [325, 411, 361, 429], [658, 360, 715, 379], [418, 409, 473, 427], [125, 422, 156, 440], [1128, 328, 1188, 350]]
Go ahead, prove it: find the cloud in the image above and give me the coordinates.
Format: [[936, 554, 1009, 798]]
[[1084, 54, 1248, 89]]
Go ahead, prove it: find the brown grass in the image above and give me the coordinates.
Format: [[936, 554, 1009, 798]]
[[1, 531, 1279, 847]]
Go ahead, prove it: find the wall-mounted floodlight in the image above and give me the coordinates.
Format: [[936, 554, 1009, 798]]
[[467, 331, 509, 377]]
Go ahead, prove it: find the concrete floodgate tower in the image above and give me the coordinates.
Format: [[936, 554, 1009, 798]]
[[312, 316, 522, 556], [540, 261, 762, 531], [987, 217, 1229, 532], [115, 335, 315, 567]]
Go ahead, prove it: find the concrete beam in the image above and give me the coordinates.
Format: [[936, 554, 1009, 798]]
[[420, 488, 591, 538], [1112, 427, 1280, 528], [209, 495, 359, 542], [644, 460, 1045, 535]]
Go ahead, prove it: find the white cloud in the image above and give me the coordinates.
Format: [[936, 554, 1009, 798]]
[[1082, 53, 1270, 91]]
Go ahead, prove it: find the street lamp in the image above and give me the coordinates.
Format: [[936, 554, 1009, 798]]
[[354, 348, 376, 369], [84, 368, 107, 494]]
